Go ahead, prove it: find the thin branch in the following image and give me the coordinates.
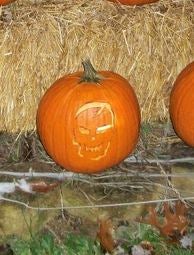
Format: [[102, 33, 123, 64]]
[[0, 156, 194, 184], [1, 196, 194, 211], [158, 160, 183, 202], [0, 169, 75, 180], [124, 156, 194, 164], [93, 172, 194, 179], [1, 170, 194, 180]]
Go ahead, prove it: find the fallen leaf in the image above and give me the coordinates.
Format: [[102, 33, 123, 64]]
[[97, 216, 116, 253], [0, 244, 13, 255], [30, 181, 60, 193], [140, 241, 154, 253], [137, 200, 189, 243]]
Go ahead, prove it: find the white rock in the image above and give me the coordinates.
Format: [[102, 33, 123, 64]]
[[132, 245, 151, 255]]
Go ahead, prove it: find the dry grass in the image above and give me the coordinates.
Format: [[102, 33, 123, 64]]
[[0, 0, 193, 132]]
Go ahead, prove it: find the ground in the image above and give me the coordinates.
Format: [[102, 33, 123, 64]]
[[0, 122, 194, 241]]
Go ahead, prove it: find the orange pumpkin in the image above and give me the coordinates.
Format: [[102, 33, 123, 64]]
[[107, 0, 159, 5], [170, 62, 194, 147], [0, 0, 15, 5], [37, 60, 140, 173]]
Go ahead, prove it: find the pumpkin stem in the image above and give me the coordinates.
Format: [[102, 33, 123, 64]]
[[80, 59, 103, 83]]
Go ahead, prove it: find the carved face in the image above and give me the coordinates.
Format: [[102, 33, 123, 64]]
[[73, 102, 115, 160]]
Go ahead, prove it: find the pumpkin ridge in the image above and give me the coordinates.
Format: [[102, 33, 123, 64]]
[[37, 80, 82, 165], [49, 85, 80, 166], [89, 83, 119, 163], [170, 73, 194, 135], [102, 77, 140, 126], [171, 82, 189, 128], [37, 80, 75, 133], [169, 61, 194, 147], [0, 0, 15, 5], [100, 82, 140, 161]]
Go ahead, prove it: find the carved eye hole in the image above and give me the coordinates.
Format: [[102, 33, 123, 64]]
[[97, 124, 112, 133], [79, 126, 90, 135]]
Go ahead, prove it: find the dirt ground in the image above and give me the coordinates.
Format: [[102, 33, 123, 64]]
[[1, 122, 194, 240]]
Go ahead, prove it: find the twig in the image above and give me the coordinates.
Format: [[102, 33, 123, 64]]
[[1, 196, 194, 211], [124, 156, 194, 164], [59, 186, 65, 220], [0, 169, 75, 180], [158, 161, 183, 202], [1, 169, 194, 180]]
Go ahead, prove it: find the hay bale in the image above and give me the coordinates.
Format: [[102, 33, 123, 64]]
[[0, 0, 193, 132]]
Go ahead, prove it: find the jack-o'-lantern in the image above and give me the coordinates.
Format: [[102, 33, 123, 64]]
[[37, 59, 141, 173]]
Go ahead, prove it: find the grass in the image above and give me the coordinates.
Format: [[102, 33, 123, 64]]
[[119, 224, 194, 255], [7, 232, 102, 255], [64, 234, 102, 255], [9, 233, 64, 255], [3, 223, 193, 255]]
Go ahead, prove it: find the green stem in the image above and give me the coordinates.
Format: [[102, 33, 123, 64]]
[[80, 59, 103, 83]]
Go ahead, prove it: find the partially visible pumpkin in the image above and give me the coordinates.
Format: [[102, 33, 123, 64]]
[[0, 0, 15, 5], [107, 0, 159, 5], [37, 59, 140, 173], [169, 61, 194, 147]]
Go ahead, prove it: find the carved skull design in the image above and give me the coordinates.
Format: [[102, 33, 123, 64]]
[[73, 102, 115, 160]]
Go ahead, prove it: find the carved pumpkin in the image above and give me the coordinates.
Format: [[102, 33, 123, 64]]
[[37, 60, 140, 173], [170, 62, 194, 147], [107, 0, 159, 5], [0, 0, 15, 5]]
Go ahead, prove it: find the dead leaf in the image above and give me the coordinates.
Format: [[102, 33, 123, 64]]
[[137, 200, 189, 243], [97, 216, 116, 254], [140, 241, 154, 254], [0, 244, 13, 255], [30, 181, 60, 193]]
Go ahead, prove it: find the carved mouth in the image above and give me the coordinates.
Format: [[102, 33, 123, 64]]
[[82, 144, 103, 152], [73, 140, 110, 160]]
